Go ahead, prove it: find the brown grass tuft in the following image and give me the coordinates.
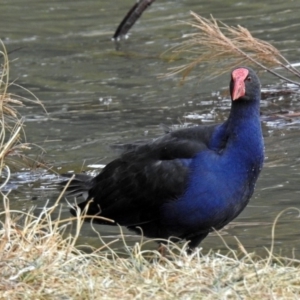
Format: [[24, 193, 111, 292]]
[[166, 12, 300, 86], [0, 41, 46, 173]]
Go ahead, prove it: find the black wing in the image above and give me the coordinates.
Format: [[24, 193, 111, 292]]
[[113, 0, 156, 40], [72, 124, 220, 226]]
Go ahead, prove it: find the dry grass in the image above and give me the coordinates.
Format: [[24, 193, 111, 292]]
[[0, 41, 46, 174], [166, 12, 300, 87], [1, 198, 300, 299]]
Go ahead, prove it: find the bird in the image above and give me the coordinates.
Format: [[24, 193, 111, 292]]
[[113, 0, 156, 41], [62, 67, 264, 252]]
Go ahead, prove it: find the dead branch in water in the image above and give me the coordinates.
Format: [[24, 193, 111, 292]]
[[166, 12, 300, 87]]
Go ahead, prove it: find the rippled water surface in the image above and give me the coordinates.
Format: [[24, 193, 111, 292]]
[[1, 0, 300, 256]]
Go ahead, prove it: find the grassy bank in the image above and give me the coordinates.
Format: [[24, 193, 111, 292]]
[[1, 202, 300, 299]]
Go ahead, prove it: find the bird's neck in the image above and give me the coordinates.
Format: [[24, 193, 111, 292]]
[[225, 97, 263, 163], [227, 98, 261, 130]]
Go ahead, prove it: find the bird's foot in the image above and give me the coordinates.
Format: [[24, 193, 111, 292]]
[[157, 243, 168, 257]]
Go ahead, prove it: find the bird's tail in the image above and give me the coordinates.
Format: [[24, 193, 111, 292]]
[[60, 173, 93, 200]]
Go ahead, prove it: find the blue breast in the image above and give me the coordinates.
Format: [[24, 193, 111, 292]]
[[161, 116, 264, 236]]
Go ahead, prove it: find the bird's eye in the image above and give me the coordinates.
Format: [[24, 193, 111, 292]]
[[246, 76, 252, 82]]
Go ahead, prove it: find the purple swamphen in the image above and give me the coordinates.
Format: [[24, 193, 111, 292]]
[[63, 67, 264, 252]]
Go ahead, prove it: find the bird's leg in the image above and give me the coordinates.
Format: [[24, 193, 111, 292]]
[[157, 243, 168, 257], [187, 232, 209, 254]]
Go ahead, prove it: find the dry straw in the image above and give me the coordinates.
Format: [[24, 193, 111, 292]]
[[166, 12, 300, 87], [1, 196, 300, 299], [0, 41, 46, 174]]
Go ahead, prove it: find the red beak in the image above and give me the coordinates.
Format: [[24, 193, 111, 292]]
[[231, 68, 249, 101]]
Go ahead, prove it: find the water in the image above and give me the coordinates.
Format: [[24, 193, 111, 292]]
[[1, 0, 300, 257]]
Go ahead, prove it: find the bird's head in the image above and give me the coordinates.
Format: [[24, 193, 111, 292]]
[[230, 67, 261, 102]]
